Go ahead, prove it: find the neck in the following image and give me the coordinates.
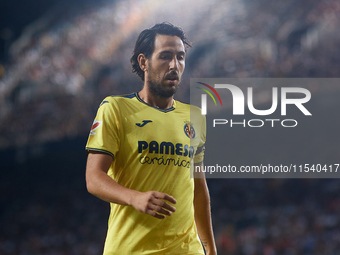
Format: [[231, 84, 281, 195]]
[[138, 87, 174, 109]]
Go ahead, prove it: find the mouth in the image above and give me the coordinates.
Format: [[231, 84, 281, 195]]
[[166, 77, 178, 82], [165, 75, 179, 82], [165, 71, 179, 82], [165, 78, 179, 86]]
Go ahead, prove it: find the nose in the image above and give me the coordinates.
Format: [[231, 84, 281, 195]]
[[169, 57, 178, 71]]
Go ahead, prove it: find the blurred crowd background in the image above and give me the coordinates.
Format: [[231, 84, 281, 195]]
[[1, 0, 340, 254]]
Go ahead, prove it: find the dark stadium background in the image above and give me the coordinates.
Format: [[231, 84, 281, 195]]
[[1, 0, 340, 254]]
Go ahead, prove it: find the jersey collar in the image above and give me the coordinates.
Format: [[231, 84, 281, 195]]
[[135, 92, 176, 113]]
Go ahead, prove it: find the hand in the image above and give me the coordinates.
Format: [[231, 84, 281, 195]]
[[131, 191, 177, 219]]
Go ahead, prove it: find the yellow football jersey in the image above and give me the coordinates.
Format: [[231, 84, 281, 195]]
[[86, 93, 206, 255]]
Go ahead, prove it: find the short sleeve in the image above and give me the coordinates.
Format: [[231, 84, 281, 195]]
[[193, 114, 206, 166], [85, 97, 121, 159]]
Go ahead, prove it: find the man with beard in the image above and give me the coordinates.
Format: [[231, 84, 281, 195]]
[[85, 22, 216, 255]]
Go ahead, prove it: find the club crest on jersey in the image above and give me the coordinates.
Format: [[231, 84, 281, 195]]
[[184, 121, 195, 139], [90, 120, 102, 135]]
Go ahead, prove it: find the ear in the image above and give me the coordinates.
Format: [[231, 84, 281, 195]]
[[137, 53, 148, 72]]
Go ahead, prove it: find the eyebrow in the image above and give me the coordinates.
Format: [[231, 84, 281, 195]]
[[159, 50, 186, 55]]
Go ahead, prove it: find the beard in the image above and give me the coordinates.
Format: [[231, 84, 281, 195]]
[[146, 62, 181, 98], [147, 79, 179, 98]]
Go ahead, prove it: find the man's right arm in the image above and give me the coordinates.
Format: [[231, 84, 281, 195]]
[[85, 151, 177, 219]]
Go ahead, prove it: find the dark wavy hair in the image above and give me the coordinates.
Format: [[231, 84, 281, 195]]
[[130, 22, 192, 81]]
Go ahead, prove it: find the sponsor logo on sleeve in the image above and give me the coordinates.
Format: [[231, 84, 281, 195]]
[[90, 120, 102, 135]]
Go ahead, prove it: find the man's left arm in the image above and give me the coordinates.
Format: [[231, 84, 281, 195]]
[[194, 164, 217, 255]]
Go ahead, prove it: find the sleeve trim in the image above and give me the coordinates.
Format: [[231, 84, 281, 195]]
[[85, 147, 114, 159], [194, 161, 204, 166]]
